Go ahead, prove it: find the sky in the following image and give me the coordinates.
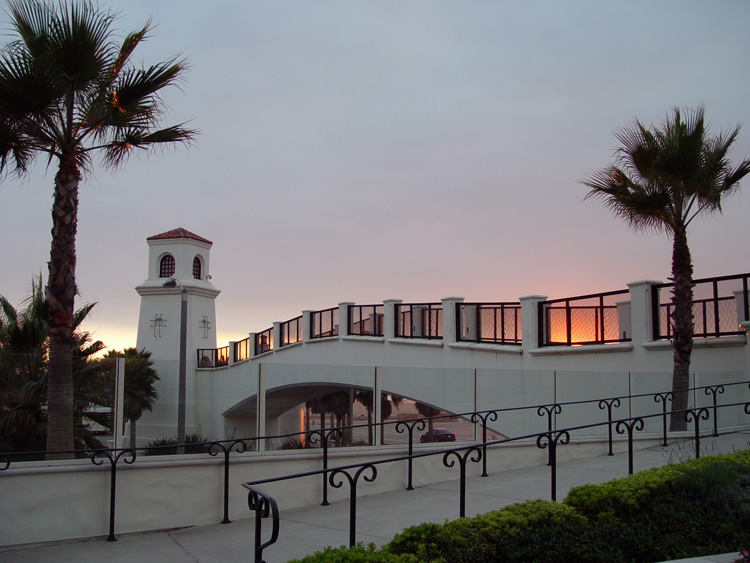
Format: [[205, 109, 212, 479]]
[[1, 1, 749, 352]]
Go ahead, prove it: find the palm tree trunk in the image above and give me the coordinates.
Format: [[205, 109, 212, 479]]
[[45, 156, 80, 458], [669, 225, 694, 432]]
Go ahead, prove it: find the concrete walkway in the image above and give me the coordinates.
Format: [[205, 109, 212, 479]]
[[2, 432, 748, 563]]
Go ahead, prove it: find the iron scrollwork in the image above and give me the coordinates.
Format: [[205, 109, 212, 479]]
[[329, 464, 378, 547], [470, 410, 498, 476], [598, 398, 621, 456], [208, 439, 250, 523], [245, 486, 280, 563], [704, 385, 725, 437], [684, 407, 711, 459], [90, 448, 137, 541], [615, 417, 645, 474], [653, 392, 673, 446], [308, 428, 343, 505], [537, 404, 563, 466], [395, 419, 426, 490], [536, 430, 570, 502], [443, 446, 483, 517]]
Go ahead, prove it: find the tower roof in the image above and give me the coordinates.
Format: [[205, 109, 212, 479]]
[[147, 228, 212, 245]]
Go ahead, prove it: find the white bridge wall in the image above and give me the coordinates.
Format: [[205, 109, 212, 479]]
[[194, 282, 749, 441]]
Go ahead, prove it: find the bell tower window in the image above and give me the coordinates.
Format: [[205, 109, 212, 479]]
[[193, 257, 202, 280], [159, 255, 175, 278]]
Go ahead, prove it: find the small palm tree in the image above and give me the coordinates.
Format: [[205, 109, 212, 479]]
[[0, 277, 106, 453], [582, 106, 750, 430], [0, 1, 195, 456], [100, 348, 159, 448]]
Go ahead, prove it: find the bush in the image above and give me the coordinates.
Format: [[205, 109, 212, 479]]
[[142, 433, 210, 455], [287, 450, 750, 563], [288, 542, 419, 563]]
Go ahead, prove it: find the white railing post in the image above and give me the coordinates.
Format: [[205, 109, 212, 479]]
[[383, 299, 401, 339], [441, 297, 464, 344], [627, 280, 663, 344], [338, 302, 354, 337], [302, 311, 312, 341], [520, 295, 547, 351]]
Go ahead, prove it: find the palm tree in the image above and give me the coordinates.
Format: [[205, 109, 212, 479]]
[[0, 278, 48, 453], [0, 1, 195, 456], [0, 277, 106, 453], [99, 348, 159, 448], [582, 106, 750, 430], [415, 401, 441, 435]]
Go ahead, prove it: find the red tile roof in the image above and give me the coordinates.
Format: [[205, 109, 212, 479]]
[[147, 228, 212, 245]]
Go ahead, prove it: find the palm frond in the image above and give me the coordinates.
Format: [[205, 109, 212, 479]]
[[100, 123, 196, 169]]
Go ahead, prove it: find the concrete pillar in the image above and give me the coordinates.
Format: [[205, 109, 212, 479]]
[[441, 297, 464, 344], [302, 311, 313, 341], [383, 299, 402, 339], [627, 280, 663, 344], [338, 302, 354, 337], [519, 295, 547, 352]]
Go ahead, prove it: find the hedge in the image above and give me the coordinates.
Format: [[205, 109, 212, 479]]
[[288, 449, 750, 563]]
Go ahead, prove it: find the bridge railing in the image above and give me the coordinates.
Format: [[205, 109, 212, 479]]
[[311, 307, 339, 339], [196, 345, 229, 367], [255, 328, 273, 354], [652, 273, 750, 340], [395, 302, 443, 339], [194, 272, 750, 362], [539, 289, 631, 346], [457, 302, 522, 344], [233, 338, 250, 362], [349, 304, 384, 337], [280, 315, 303, 347]]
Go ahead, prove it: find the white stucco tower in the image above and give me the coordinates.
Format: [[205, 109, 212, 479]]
[[135, 228, 220, 442]]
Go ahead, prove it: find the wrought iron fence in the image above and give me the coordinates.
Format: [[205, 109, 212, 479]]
[[197, 346, 229, 367], [457, 302, 522, 344], [2, 379, 748, 550], [349, 304, 384, 337], [255, 328, 273, 354], [396, 303, 443, 339], [311, 307, 339, 339], [653, 273, 750, 340], [280, 315, 303, 346], [539, 289, 630, 346], [234, 338, 250, 362]]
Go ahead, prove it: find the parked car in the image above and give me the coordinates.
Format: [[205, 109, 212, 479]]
[[419, 428, 456, 443]]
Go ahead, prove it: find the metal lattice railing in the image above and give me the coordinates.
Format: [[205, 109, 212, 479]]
[[653, 273, 750, 340], [540, 289, 630, 346], [458, 302, 521, 344], [280, 316, 303, 346]]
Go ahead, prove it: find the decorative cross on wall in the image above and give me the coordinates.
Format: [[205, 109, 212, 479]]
[[151, 314, 166, 337], [200, 315, 212, 339]]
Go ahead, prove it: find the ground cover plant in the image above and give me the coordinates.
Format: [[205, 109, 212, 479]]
[[288, 449, 750, 563]]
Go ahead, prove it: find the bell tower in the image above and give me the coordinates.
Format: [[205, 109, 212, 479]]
[[135, 228, 220, 442]]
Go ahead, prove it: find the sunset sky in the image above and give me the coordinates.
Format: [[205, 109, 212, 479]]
[[1, 1, 748, 353]]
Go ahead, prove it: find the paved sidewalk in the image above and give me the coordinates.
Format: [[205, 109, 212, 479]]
[[2, 432, 748, 563]]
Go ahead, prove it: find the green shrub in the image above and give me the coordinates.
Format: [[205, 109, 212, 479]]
[[287, 542, 419, 563], [142, 433, 210, 455], [287, 450, 750, 563], [386, 450, 750, 563]]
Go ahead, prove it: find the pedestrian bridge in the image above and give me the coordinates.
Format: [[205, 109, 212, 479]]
[[136, 273, 750, 445]]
